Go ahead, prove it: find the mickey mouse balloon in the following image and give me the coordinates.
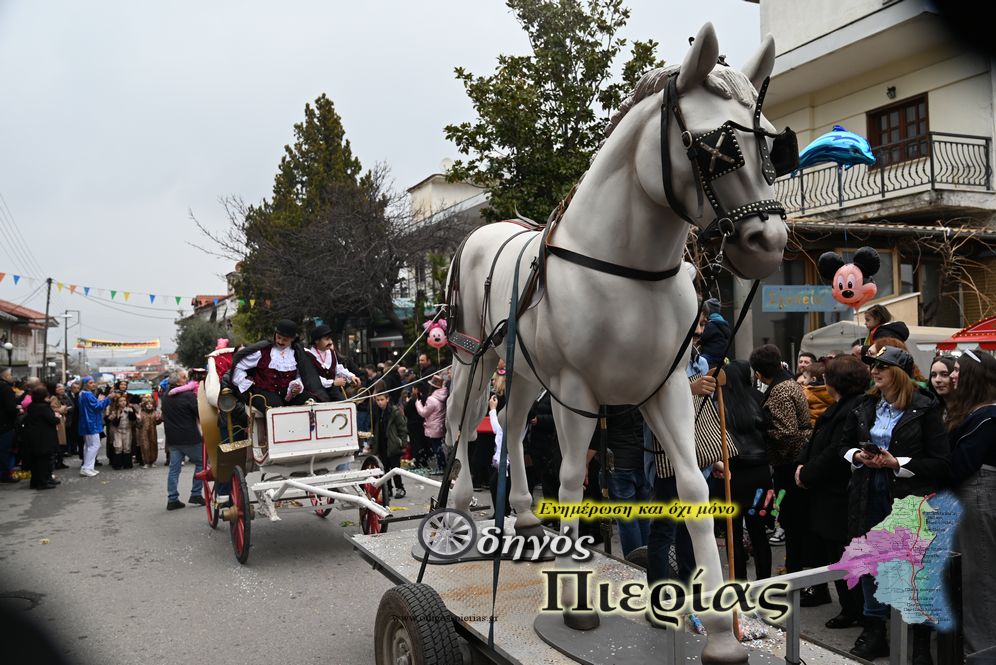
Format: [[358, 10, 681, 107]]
[[818, 246, 881, 310]]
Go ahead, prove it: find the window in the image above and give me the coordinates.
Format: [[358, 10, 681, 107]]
[[867, 95, 928, 166]]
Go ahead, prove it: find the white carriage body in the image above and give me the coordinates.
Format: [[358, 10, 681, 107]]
[[263, 402, 358, 464]]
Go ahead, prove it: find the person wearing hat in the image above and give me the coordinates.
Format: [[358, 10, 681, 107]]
[[306, 324, 360, 402], [413, 373, 448, 473], [226, 319, 327, 409], [699, 297, 731, 369], [839, 345, 949, 661]]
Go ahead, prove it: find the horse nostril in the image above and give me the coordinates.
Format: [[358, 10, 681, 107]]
[[742, 227, 768, 251]]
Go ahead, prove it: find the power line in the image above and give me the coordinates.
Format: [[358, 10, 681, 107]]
[[82, 292, 183, 320], [0, 191, 46, 278]]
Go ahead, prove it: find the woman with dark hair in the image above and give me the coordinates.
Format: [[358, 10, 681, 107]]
[[840, 346, 949, 660], [946, 349, 996, 657], [720, 360, 772, 581], [928, 356, 956, 414], [796, 356, 869, 628]]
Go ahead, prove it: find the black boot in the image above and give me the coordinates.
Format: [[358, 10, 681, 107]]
[[912, 625, 933, 665], [850, 618, 889, 659], [800, 584, 833, 607]]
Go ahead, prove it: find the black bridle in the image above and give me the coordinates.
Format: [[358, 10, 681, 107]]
[[659, 73, 798, 246]]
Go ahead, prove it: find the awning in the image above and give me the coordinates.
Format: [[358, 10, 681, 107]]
[[931, 316, 996, 351]]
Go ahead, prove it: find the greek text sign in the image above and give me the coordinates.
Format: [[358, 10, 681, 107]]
[[762, 285, 847, 312]]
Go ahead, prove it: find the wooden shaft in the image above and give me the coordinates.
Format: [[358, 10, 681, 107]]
[[716, 369, 741, 639]]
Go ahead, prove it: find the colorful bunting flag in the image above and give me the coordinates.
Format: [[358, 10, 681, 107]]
[[69, 284, 77, 294], [123, 292, 130, 301], [175, 296, 182, 305], [0, 273, 5, 283], [110, 290, 117, 299], [83, 287, 90, 296], [13, 275, 20, 284], [149, 294, 156, 303], [57, 282, 64, 292], [249, 299, 256, 308], [213, 298, 219, 306]]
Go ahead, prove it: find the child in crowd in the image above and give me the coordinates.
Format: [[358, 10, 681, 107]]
[[801, 362, 834, 425], [699, 298, 731, 369], [373, 392, 407, 498]]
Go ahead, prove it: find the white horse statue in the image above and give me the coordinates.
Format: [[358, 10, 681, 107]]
[[445, 23, 789, 662]]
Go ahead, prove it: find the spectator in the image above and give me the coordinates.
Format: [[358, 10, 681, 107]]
[[161, 369, 205, 511], [414, 374, 448, 473], [417, 352, 438, 384], [372, 392, 407, 498], [850, 338, 865, 358], [48, 384, 71, 470], [796, 356, 869, 629], [722, 360, 772, 582], [699, 298, 731, 369], [749, 344, 811, 565], [869, 337, 928, 386], [945, 349, 996, 657], [928, 356, 956, 416], [0, 369, 21, 483], [864, 304, 909, 346], [356, 364, 380, 433], [586, 405, 651, 558], [76, 377, 108, 477], [802, 362, 834, 425], [67, 380, 82, 459], [136, 394, 159, 468], [487, 394, 513, 518], [107, 395, 137, 470], [841, 346, 948, 660], [22, 386, 59, 490], [797, 351, 817, 373]]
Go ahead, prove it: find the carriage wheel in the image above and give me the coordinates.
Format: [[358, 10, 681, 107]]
[[360, 455, 389, 535], [418, 508, 477, 559], [201, 444, 219, 529], [374, 584, 462, 665], [310, 493, 334, 518], [229, 466, 252, 564]]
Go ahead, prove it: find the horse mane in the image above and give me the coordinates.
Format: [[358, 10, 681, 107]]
[[604, 64, 757, 139]]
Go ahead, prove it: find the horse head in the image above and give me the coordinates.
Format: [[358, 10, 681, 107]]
[[630, 23, 792, 279]]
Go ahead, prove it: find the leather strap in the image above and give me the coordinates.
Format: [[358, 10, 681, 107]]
[[547, 244, 681, 281]]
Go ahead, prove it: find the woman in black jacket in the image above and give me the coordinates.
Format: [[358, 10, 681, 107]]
[[840, 347, 949, 660], [22, 386, 60, 490], [721, 360, 772, 581], [795, 356, 868, 628]]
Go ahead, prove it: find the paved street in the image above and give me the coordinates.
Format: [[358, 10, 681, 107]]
[[0, 448, 448, 665]]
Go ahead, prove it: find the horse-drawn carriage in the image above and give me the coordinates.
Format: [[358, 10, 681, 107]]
[[196, 366, 439, 564]]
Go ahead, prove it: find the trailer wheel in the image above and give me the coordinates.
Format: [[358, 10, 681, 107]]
[[374, 583, 462, 665], [229, 466, 252, 564], [201, 444, 219, 529]]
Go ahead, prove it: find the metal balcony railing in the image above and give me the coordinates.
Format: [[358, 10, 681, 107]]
[[775, 132, 993, 215]]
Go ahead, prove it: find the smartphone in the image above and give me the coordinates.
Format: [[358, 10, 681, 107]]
[[860, 443, 882, 455]]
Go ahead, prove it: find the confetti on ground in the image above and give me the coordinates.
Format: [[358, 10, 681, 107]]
[[40, 539, 50, 545], [340, 520, 354, 528]]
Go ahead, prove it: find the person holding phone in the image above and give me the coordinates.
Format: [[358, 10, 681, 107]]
[[839, 346, 949, 661]]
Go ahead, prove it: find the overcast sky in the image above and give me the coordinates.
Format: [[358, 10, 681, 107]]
[[0, 0, 760, 361]]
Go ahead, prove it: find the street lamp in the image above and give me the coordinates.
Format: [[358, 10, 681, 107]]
[[60, 311, 75, 382], [1, 338, 12, 370]]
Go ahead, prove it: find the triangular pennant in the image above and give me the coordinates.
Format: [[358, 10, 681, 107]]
[[0, 273, 5, 283], [249, 299, 256, 308], [213, 298, 219, 306], [13, 275, 20, 284], [57, 282, 64, 292], [110, 290, 117, 299], [175, 296, 182, 305], [149, 294, 156, 304], [123, 291, 130, 301], [238, 299, 245, 307], [83, 286, 90, 296], [69, 284, 77, 294]]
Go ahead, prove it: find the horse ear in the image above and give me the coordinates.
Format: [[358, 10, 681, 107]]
[[741, 34, 776, 92], [817, 251, 845, 280], [852, 246, 881, 278], [677, 23, 720, 93]]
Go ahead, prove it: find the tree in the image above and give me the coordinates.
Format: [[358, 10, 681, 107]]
[[444, 0, 665, 222], [197, 95, 462, 340], [175, 318, 231, 369]]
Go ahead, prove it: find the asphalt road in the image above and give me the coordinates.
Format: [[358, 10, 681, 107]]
[[0, 448, 449, 665]]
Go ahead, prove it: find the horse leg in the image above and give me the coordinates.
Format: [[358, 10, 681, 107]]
[[549, 381, 600, 631], [447, 354, 495, 513], [642, 379, 748, 663]]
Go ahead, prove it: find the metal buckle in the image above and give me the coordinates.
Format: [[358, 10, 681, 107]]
[[681, 130, 693, 149], [717, 218, 735, 238]]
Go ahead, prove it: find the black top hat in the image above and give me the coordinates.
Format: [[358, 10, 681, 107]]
[[274, 319, 299, 338], [310, 323, 333, 345], [862, 345, 914, 376]]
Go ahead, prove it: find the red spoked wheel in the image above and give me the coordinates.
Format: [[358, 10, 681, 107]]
[[310, 492, 334, 518], [360, 455, 389, 535], [229, 466, 252, 564], [200, 444, 219, 529]]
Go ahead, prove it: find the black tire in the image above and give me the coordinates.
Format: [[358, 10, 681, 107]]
[[374, 584, 462, 665], [230, 465, 252, 565]]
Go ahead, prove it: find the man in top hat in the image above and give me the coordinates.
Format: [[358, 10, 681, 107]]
[[306, 324, 361, 402], [226, 319, 327, 410]]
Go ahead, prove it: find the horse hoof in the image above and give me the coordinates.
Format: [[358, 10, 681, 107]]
[[514, 523, 546, 540], [701, 633, 749, 664], [563, 609, 600, 631]]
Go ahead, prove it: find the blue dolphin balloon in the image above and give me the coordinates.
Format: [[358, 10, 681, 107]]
[[795, 125, 876, 171]]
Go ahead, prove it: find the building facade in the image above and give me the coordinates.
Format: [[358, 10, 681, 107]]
[[0, 299, 57, 378]]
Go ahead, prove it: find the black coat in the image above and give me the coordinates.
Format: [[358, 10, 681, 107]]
[[0, 380, 18, 432], [840, 391, 950, 538], [22, 402, 60, 456], [223, 340, 329, 402], [797, 392, 862, 542], [161, 390, 201, 448]]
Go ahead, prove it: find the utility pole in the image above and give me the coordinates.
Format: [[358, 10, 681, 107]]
[[41, 277, 53, 381], [63, 310, 70, 383]]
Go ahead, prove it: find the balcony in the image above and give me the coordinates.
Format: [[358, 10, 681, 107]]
[[775, 132, 993, 219]]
